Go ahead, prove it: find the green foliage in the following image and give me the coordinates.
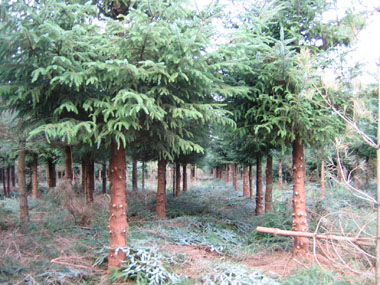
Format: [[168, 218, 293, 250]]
[[107, 247, 181, 284], [281, 266, 352, 285], [201, 263, 279, 284]]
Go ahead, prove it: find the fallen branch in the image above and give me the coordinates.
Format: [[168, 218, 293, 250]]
[[51, 257, 97, 271], [256, 227, 375, 247]]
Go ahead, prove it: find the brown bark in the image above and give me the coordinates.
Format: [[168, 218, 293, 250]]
[[132, 159, 138, 191], [11, 165, 15, 187], [233, 164, 238, 191], [6, 167, 11, 196], [256, 155, 264, 215], [142, 161, 145, 190], [47, 158, 56, 189], [183, 164, 187, 192], [108, 140, 128, 269], [85, 155, 94, 203], [292, 134, 309, 256], [265, 155, 273, 213], [2, 168, 6, 197], [175, 162, 181, 197], [243, 166, 249, 197], [356, 152, 361, 189], [102, 162, 107, 194], [224, 165, 229, 183], [64, 146, 73, 183], [18, 145, 29, 229], [156, 159, 167, 219], [279, 159, 283, 188], [172, 165, 176, 196], [32, 154, 38, 199], [191, 165, 195, 181], [81, 159, 86, 195], [321, 160, 325, 198], [249, 165, 253, 200]]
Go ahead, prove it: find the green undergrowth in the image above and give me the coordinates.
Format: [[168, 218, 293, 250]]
[[0, 178, 375, 284]]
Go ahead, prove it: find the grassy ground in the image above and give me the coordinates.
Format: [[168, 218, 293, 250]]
[[0, 177, 376, 284]]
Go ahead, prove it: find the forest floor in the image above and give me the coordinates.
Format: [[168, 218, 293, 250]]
[[0, 177, 376, 284]]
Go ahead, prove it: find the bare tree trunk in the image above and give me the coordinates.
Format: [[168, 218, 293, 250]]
[[172, 165, 176, 196], [6, 167, 11, 197], [18, 143, 29, 229], [233, 164, 238, 192], [183, 164, 187, 192], [32, 154, 38, 199], [292, 134, 309, 256], [102, 162, 107, 194], [108, 140, 128, 269], [224, 165, 229, 183], [279, 159, 283, 188], [81, 159, 86, 195], [175, 162, 181, 197], [256, 155, 264, 215], [321, 160, 325, 198], [2, 168, 6, 197], [142, 161, 145, 190], [132, 159, 138, 191], [11, 165, 15, 187], [265, 155, 273, 213], [243, 166, 249, 197], [156, 159, 167, 219], [356, 151, 361, 189], [47, 158, 56, 190], [249, 165, 253, 200], [64, 146, 73, 184]]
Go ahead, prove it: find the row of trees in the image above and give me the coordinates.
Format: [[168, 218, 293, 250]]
[[1, 0, 375, 272]]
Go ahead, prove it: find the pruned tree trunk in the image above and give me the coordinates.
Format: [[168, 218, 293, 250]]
[[256, 155, 264, 215], [292, 134, 309, 256], [142, 161, 145, 190], [172, 165, 176, 196], [132, 159, 138, 191], [11, 165, 15, 187], [102, 162, 107, 194], [191, 165, 195, 182], [64, 146, 73, 184], [47, 158, 56, 190], [279, 159, 283, 188], [265, 155, 273, 213], [156, 159, 166, 219], [356, 151, 361, 189], [224, 165, 229, 183], [108, 140, 128, 269], [183, 164, 187, 192], [175, 162, 181, 197], [32, 154, 38, 199], [81, 159, 86, 195], [243, 165, 249, 197], [2, 168, 6, 197], [90, 161, 95, 200], [321, 160, 325, 198], [6, 167, 11, 196], [18, 143, 29, 229], [249, 165, 253, 200], [233, 164, 238, 192]]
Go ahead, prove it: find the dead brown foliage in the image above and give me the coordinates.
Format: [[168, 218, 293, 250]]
[[52, 181, 109, 225]]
